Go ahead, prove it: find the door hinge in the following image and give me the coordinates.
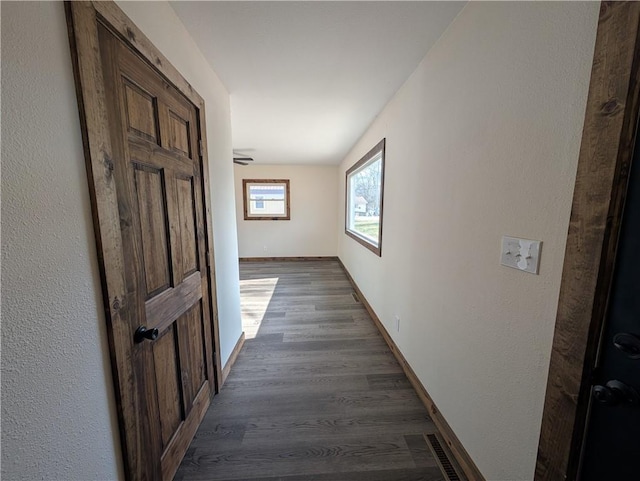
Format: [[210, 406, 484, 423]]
[[206, 250, 211, 267], [199, 139, 204, 157]]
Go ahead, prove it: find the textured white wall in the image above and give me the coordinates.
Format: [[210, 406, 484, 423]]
[[235, 164, 338, 257], [1, 2, 123, 479], [115, 1, 242, 366], [337, 3, 599, 480], [2, 2, 241, 480]]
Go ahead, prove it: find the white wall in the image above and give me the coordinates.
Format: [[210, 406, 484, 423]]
[[235, 164, 338, 257], [2, 2, 123, 479], [337, 3, 599, 480], [1, 2, 241, 480]]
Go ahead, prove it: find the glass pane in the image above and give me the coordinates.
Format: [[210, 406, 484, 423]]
[[250, 199, 285, 215], [347, 157, 382, 245], [249, 185, 285, 201]]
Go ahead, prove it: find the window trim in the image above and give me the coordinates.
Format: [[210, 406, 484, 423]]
[[242, 179, 291, 220], [344, 138, 386, 256]]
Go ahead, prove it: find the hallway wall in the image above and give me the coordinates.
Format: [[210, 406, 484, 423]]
[[337, 2, 600, 479], [2, 2, 123, 478], [1, 2, 241, 479], [234, 164, 339, 258]]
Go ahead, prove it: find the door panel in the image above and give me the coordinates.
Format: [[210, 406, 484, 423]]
[[123, 80, 159, 142], [133, 164, 172, 295], [176, 175, 199, 277], [177, 302, 207, 411], [153, 326, 184, 449], [97, 21, 213, 480], [168, 111, 192, 157], [579, 122, 640, 479]]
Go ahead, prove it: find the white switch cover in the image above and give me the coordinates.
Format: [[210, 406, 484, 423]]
[[501, 236, 542, 274]]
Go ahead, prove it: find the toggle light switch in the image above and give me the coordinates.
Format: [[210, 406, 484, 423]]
[[501, 236, 542, 274]]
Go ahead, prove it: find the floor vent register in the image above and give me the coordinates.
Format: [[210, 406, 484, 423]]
[[425, 433, 464, 481]]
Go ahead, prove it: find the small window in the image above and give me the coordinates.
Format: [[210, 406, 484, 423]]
[[345, 139, 385, 256], [243, 179, 290, 220]]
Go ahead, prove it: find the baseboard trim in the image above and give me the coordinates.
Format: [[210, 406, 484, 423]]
[[239, 256, 339, 262], [336, 258, 485, 481], [221, 332, 245, 386]]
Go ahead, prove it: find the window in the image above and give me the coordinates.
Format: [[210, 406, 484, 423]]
[[243, 179, 290, 220], [345, 139, 385, 256]]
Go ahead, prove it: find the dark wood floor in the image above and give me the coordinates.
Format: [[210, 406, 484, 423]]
[[176, 260, 446, 481]]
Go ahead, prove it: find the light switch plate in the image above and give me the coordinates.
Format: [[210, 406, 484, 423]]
[[501, 236, 542, 274]]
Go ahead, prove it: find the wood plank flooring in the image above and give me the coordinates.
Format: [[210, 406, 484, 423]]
[[176, 260, 446, 481]]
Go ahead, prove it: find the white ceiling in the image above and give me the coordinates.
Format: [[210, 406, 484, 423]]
[[171, 1, 465, 165]]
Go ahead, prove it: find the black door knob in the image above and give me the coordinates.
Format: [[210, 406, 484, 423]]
[[613, 333, 640, 359], [593, 384, 617, 405], [134, 326, 159, 343], [593, 380, 640, 406]]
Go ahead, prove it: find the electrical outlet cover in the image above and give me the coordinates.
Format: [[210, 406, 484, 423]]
[[501, 236, 542, 274]]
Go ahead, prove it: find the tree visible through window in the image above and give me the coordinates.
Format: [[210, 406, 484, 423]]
[[345, 139, 385, 255], [242, 179, 290, 220]]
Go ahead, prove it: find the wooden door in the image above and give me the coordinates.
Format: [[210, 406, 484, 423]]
[[67, 1, 222, 478], [97, 23, 214, 480], [579, 114, 640, 480]]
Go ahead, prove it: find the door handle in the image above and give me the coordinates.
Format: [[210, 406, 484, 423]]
[[613, 332, 640, 359], [592, 380, 640, 406], [134, 326, 159, 343]]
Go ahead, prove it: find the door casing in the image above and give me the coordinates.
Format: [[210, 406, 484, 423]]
[[65, 1, 222, 478], [536, 2, 640, 479]]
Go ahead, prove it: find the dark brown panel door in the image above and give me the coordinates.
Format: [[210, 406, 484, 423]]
[[579, 117, 640, 480], [97, 24, 214, 481]]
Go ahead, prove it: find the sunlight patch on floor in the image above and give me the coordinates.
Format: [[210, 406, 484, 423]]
[[239, 277, 279, 339]]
